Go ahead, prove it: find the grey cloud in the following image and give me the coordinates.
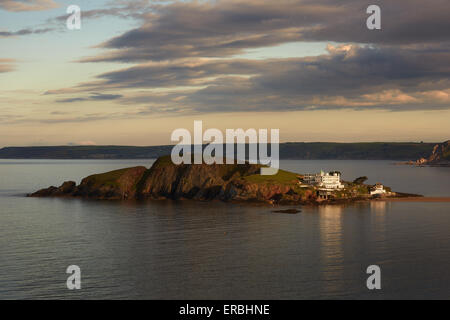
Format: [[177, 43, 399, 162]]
[[90, 93, 123, 100], [89, 45, 450, 113], [56, 93, 123, 103], [0, 27, 53, 37], [51, 0, 153, 23], [253, 46, 450, 96], [303, 0, 450, 45], [39, 115, 108, 124], [81, 0, 450, 63], [182, 45, 450, 112], [92, 59, 264, 88], [50, 111, 69, 115], [84, 45, 450, 92], [56, 97, 86, 103]]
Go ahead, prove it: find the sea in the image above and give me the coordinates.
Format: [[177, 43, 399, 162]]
[[0, 159, 449, 299]]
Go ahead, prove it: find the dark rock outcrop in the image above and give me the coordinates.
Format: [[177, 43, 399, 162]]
[[31, 166, 147, 200], [29, 156, 315, 204]]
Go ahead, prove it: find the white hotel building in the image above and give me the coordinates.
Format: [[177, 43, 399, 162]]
[[302, 171, 345, 190]]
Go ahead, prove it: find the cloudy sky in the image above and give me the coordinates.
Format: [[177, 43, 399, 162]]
[[0, 0, 449, 146]]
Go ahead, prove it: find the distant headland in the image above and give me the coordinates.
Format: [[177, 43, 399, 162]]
[[29, 156, 420, 205], [404, 140, 450, 167]]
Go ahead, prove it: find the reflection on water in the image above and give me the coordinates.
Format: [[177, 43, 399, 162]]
[[370, 201, 388, 238], [0, 160, 450, 299], [370, 201, 388, 214], [369, 201, 388, 270], [318, 205, 344, 296]]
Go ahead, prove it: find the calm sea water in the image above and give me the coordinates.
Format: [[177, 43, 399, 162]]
[[0, 159, 449, 299]]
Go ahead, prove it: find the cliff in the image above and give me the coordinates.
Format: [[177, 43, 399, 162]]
[[30, 156, 316, 204], [415, 140, 450, 166]]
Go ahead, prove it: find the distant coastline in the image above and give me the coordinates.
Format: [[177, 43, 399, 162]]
[[0, 142, 436, 160]]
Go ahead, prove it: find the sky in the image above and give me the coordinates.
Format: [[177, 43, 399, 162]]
[[0, 0, 449, 147]]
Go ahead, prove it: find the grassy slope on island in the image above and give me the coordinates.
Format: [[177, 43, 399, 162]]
[[82, 167, 138, 188], [78, 166, 147, 199], [244, 169, 299, 185]]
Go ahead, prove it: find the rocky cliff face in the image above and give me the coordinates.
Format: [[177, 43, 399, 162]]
[[416, 140, 450, 165], [30, 156, 315, 204]]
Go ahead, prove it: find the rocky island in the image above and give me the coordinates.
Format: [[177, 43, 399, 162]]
[[29, 155, 417, 205]]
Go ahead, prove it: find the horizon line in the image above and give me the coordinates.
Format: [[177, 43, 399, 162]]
[[0, 141, 444, 149]]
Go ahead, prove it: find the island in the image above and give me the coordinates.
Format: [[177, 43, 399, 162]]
[[29, 155, 420, 205]]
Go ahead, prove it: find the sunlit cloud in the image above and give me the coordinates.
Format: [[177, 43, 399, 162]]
[[0, 58, 15, 73], [0, 0, 59, 12]]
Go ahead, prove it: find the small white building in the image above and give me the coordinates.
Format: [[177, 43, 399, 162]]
[[370, 183, 387, 195], [301, 170, 345, 190]]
